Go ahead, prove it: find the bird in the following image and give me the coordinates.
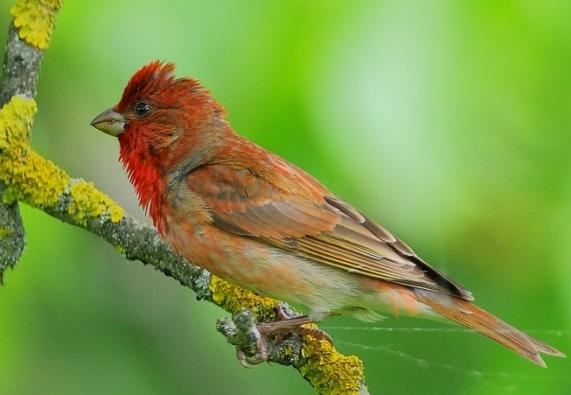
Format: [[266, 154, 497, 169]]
[[91, 61, 565, 367]]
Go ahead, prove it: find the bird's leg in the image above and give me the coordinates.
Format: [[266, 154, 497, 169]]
[[257, 304, 333, 343]]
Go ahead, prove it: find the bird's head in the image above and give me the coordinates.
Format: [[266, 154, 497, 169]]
[[91, 61, 227, 173]]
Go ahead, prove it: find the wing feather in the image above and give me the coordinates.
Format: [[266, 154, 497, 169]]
[[185, 161, 473, 300]]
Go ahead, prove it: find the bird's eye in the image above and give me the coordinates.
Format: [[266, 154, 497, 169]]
[[134, 101, 151, 116]]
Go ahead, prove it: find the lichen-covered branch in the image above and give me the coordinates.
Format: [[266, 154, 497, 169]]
[[0, 1, 369, 394], [0, 0, 58, 280]]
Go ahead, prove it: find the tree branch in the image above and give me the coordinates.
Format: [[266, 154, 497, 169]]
[[0, 6, 44, 280], [0, 1, 369, 393]]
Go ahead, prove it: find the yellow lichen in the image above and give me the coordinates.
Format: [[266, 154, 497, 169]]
[[209, 275, 279, 321], [11, 0, 63, 50], [0, 95, 35, 153], [208, 274, 366, 393], [1, 150, 69, 206], [300, 337, 366, 395], [0, 96, 69, 207], [0, 96, 124, 224], [68, 180, 124, 225]]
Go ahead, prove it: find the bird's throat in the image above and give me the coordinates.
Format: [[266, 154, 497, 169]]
[[119, 138, 166, 233]]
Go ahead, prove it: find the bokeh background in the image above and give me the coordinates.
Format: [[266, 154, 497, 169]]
[[1, 1, 570, 394]]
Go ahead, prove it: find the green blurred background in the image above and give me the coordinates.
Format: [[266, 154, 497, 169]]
[[1, 1, 570, 394]]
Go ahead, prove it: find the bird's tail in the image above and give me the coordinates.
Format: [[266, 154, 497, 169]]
[[415, 291, 566, 367]]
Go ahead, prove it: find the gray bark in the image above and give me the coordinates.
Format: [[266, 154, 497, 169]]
[[0, 24, 44, 280]]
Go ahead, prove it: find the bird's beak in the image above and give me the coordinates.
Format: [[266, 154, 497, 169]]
[[90, 108, 125, 137]]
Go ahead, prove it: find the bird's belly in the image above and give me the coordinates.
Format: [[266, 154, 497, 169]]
[[164, 218, 434, 320], [164, 221, 364, 317]]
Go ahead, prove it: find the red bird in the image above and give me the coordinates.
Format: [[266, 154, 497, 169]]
[[91, 61, 565, 367]]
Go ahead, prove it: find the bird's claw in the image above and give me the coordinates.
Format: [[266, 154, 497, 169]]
[[236, 341, 268, 367], [218, 305, 333, 368], [217, 309, 270, 367]]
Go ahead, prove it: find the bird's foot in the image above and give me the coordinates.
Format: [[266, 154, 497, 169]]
[[217, 308, 268, 367], [217, 304, 333, 368]]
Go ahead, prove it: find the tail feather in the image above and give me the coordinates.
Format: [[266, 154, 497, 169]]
[[416, 292, 566, 367]]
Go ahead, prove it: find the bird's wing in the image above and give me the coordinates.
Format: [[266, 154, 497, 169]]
[[186, 163, 473, 300]]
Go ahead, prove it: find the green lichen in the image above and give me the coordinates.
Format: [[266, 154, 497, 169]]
[[0, 227, 11, 239], [209, 275, 279, 321], [0, 96, 69, 207], [300, 337, 366, 395], [67, 180, 124, 225], [11, 0, 63, 50]]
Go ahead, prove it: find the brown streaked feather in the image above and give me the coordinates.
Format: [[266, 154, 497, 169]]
[[186, 163, 339, 239], [324, 196, 474, 300], [184, 143, 472, 299]]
